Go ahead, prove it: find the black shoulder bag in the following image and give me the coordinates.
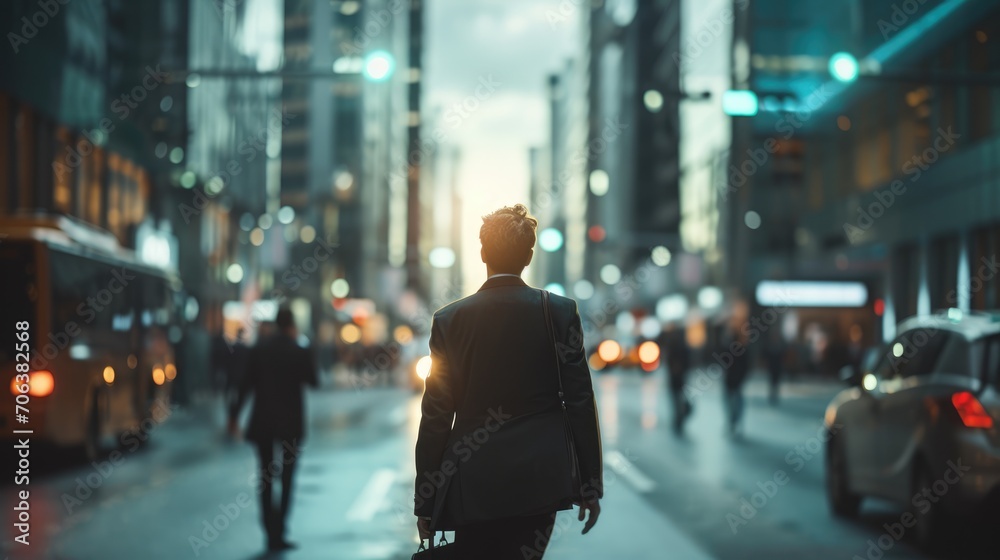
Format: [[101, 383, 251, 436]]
[[540, 289, 583, 494]]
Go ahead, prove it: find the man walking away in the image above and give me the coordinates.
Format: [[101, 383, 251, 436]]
[[414, 204, 603, 559], [660, 323, 692, 435], [229, 308, 317, 552]]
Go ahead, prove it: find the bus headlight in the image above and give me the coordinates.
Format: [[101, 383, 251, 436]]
[[9, 370, 54, 397]]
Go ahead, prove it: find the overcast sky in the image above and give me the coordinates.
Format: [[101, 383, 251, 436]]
[[425, 0, 580, 294]]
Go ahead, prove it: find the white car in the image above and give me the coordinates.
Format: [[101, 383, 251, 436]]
[[824, 310, 1000, 550]]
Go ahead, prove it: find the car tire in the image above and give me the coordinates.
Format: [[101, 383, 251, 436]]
[[827, 435, 862, 518]]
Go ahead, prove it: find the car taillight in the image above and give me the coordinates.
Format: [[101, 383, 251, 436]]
[[951, 391, 994, 429], [9, 370, 55, 398]]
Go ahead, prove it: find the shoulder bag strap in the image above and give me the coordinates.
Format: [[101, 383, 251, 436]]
[[540, 289, 583, 495], [540, 290, 566, 408]]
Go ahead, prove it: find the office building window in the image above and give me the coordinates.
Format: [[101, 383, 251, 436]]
[[929, 235, 959, 310], [898, 85, 932, 169], [969, 25, 994, 141], [935, 45, 958, 151], [14, 104, 34, 210], [85, 148, 105, 226], [53, 127, 73, 213], [892, 243, 919, 320], [0, 93, 11, 213], [972, 225, 1000, 310]]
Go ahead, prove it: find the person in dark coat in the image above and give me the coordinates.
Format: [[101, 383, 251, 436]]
[[659, 323, 692, 434], [765, 328, 786, 407], [223, 327, 249, 418], [229, 308, 317, 552], [414, 204, 603, 559], [720, 323, 750, 435]]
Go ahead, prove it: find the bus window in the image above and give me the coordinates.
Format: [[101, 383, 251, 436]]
[[49, 249, 133, 354], [0, 242, 39, 361]]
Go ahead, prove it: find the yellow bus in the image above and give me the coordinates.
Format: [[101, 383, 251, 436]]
[[0, 215, 180, 458]]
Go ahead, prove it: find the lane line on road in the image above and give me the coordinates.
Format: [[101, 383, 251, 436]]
[[605, 450, 657, 494], [346, 468, 397, 522]]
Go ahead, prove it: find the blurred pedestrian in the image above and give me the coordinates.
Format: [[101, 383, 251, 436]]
[[720, 323, 749, 435], [659, 323, 692, 435], [209, 330, 229, 393], [223, 327, 249, 419], [228, 308, 317, 552], [414, 204, 603, 559], [765, 328, 786, 407]]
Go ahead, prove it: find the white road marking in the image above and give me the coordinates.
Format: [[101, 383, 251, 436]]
[[345, 468, 397, 522], [605, 450, 656, 493]]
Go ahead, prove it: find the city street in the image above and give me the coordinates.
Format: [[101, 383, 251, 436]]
[[2, 0, 1000, 558], [3, 371, 993, 560]]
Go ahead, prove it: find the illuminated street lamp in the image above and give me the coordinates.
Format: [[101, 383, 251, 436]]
[[226, 263, 244, 284]]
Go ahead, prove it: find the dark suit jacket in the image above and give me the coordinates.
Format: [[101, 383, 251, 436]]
[[230, 333, 318, 442], [414, 275, 603, 518]]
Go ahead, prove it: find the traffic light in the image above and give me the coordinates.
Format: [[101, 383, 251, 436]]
[[538, 228, 564, 252], [828, 52, 859, 83], [363, 50, 395, 82], [722, 90, 758, 116]]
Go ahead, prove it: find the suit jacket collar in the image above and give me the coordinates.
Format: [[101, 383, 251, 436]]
[[478, 275, 528, 292]]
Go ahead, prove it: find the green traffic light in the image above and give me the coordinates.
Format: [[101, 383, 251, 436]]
[[364, 50, 395, 81], [829, 52, 859, 83], [722, 90, 758, 116]]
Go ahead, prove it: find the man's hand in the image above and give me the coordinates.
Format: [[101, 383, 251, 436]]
[[576, 499, 601, 534], [416, 517, 433, 540]]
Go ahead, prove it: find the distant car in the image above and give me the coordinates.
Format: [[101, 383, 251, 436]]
[[824, 310, 1000, 549], [589, 339, 661, 374]]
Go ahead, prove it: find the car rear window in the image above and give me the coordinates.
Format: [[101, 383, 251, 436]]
[[974, 335, 1000, 388]]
